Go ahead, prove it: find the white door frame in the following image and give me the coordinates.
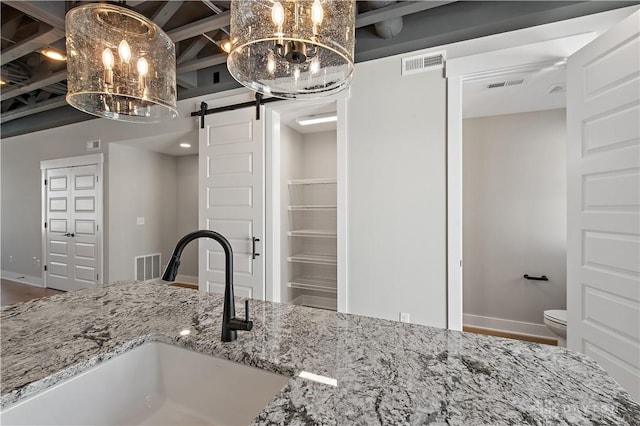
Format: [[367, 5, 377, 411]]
[[444, 34, 595, 330], [41, 153, 104, 288], [264, 95, 349, 312]]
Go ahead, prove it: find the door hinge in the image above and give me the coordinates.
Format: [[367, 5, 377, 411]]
[[44, 265, 47, 271], [96, 176, 99, 183], [44, 222, 47, 228], [96, 224, 99, 231], [44, 179, 47, 185], [96, 273, 99, 280]]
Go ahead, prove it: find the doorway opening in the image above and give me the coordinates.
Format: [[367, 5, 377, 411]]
[[266, 98, 347, 311]]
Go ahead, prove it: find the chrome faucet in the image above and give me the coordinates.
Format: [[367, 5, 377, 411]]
[[162, 230, 253, 342]]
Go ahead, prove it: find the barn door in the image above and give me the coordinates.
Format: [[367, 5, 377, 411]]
[[199, 107, 265, 299]]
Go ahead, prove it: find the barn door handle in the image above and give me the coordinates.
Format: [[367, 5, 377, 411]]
[[252, 237, 260, 259], [524, 274, 548, 281]]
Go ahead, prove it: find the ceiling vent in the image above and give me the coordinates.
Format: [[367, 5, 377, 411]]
[[548, 83, 566, 94], [486, 79, 525, 89], [86, 140, 101, 151], [402, 51, 446, 75]]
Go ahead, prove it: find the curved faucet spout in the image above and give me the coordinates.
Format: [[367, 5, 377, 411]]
[[162, 230, 252, 342]]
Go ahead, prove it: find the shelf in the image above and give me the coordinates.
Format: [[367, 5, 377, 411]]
[[288, 276, 337, 294], [288, 230, 337, 238], [288, 178, 337, 185], [292, 294, 337, 311], [289, 205, 336, 211], [288, 253, 337, 265]]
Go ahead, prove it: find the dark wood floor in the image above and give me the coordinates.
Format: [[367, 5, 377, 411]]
[[0, 279, 64, 306], [463, 325, 557, 346]]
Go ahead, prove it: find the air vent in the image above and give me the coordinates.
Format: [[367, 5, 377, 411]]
[[486, 79, 525, 89], [402, 51, 446, 75], [548, 83, 566, 94], [135, 253, 161, 281], [86, 139, 101, 151]]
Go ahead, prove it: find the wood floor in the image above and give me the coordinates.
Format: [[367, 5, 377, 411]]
[[463, 325, 557, 346], [0, 279, 64, 307]]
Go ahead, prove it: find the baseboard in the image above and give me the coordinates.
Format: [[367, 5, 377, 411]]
[[463, 313, 555, 339], [175, 274, 198, 286], [1, 270, 44, 288]]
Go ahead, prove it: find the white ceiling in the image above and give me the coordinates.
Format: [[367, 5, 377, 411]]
[[115, 129, 198, 157], [278, 101, 338, 134], [463, 65, 567, 119]]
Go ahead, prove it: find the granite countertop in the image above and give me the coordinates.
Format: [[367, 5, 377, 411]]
[[1, 281, 638, 425]]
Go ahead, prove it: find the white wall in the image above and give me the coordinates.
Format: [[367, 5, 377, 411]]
[[301, 131, 337, 179], [279, 124, 304, 303], [463, 109, 567, 335], [347, 58, 447, 327], [1, 132, 107, 283], [1, 91, 209, 284], [108, 144, 178, 282], [176, 155, 199, 278]]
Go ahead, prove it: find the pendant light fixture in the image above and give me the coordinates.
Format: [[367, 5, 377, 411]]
[[227, 0, 356, 99], [65, 3, 177, 123]]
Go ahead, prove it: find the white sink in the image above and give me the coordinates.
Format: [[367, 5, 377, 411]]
[[1, 342, 290, 425]]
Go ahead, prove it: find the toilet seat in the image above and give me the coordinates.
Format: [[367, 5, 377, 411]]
[[544, 310, 567, 328]]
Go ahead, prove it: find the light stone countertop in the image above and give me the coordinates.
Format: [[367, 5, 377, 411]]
[[1, 281, 638, 425]]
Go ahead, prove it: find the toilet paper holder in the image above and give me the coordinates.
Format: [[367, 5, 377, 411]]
[[524, 274, 548, 281]]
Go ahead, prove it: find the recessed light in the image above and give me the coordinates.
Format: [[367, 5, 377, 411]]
[[41, 48, 66, 61], [296, 113, 338, 126], [179, 143, 192, 148]]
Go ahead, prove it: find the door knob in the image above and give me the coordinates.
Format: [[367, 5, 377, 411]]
[[64, 232, 75, 237], [252, 237, 260, 260]]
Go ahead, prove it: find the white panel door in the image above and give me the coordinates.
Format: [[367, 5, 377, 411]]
[[567, 11, 640, 401], [199, 107, 264, 299], [46, 165, 100, 291]]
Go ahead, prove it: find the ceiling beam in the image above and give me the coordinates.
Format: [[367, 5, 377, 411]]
[[1, 70, 67, 100], [356, 1, 456, 28], [152, 1, 184, 28], [3, 1, 66, 30], [0, 96, 67, 123], [176, 53, 227, 74], [166, 11, 231, 43], [177, 36, 210, 64], [0, 24, 65, 66]]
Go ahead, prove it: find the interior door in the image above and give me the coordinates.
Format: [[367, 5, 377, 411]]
[[567, 10, 639, 401], [46, 164, 100, 291], [199, 107, 265, 299]]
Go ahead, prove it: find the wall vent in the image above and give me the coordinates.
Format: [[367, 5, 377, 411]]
[[402, 51, 446, 75], [86, 140, 101, 151], [486, 79, 524, 89], [135, 253, 161, 281]]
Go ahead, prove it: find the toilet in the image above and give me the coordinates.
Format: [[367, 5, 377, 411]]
[[544, 309, 567, 347]]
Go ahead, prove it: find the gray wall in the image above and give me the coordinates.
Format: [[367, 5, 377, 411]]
[[1, 94, 203, 284], [176, 155, 199, 277], [463, 109, 567, 328], [1, 131, 108, 282], [108, 144, 178, 282], [347, 57, 447, 327]]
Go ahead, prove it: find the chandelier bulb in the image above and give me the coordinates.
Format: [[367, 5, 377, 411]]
[[137, 57, 149, 76], [102, 48, 114, 85], [271, 2, 285, 26], [311, 0, 323, 25], [118, 40, 131, 63], [102, 48, 114, 69]]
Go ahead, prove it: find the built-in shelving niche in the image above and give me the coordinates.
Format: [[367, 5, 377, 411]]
[[280, 124, 337, 311]]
